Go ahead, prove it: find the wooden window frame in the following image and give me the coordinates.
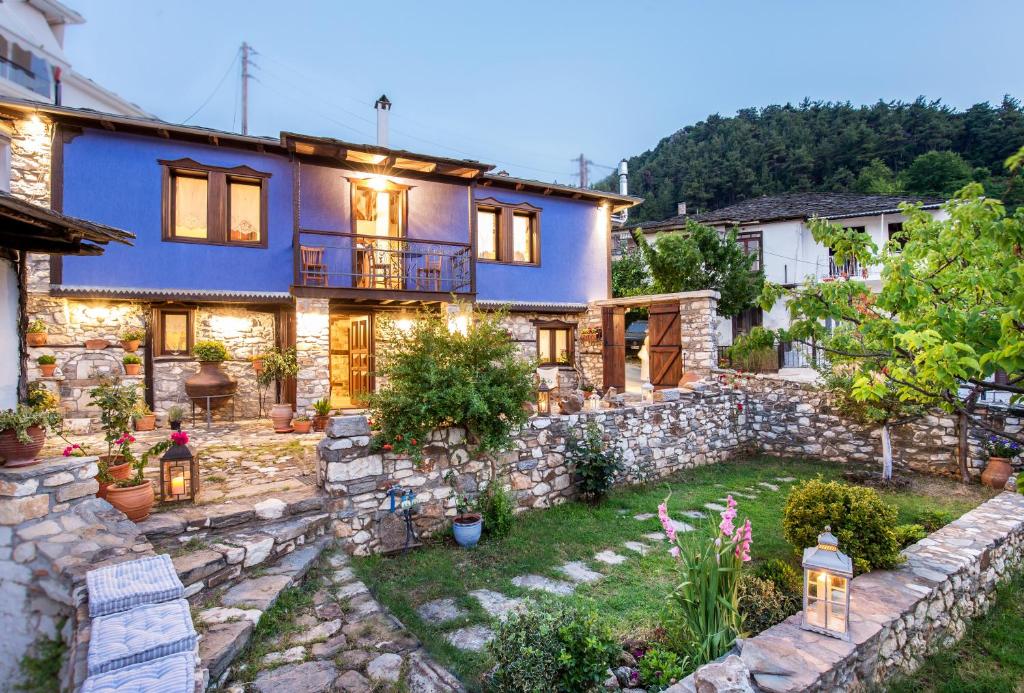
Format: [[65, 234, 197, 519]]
[[887, 222, 906, 250], [152, 305, 195, 357], [160, 157, 270, 248], [475, 197, 541, 266], [736, 231, 763, 272], [535, 320, 575, 367], [476, 206, 500, 261]]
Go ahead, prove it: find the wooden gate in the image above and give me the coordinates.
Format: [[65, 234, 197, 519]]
[[649, 301, 682, 388], [601, 306, 625, 390]]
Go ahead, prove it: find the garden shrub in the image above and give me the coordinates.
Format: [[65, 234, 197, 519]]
[[192, 339, 230, 362], [727, 326, 777, 372], [638, 647, 687, 691], [753, 558, 802, 597], [737, 574, 800, 635], [782, 478, 902, 574], [488, 601, 619, 693], [368, 307, 534, 460], [480, 481, 515, 538], [916, 509, 952, 533], [566, 422, 623, 502], [894, 523, 927, 548]]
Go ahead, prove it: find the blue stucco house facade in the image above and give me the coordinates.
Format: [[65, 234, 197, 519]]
[[3, 97, 639, 417]]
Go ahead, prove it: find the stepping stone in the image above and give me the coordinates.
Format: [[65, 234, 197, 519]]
[[293, 618, 341, 644], [445, 624, 494, 652], [557, 561, 604, 584], [88, 598, 197, 675], [511, 574, 575, 596], [633, 513, 656, 521], [251, 660, 339, 693], [622, 541, 649, 555], [757, 481, 780, 491], [469, 589, 526, 621], [775, 476, 797, 482], [681, 510, 706, 519], [416, 598, 468, 624], [336, 580, 370, 599], [593, 550, 627, 565], [643, 532, 667, 542], [728, 491, 758, 500], [263, 645, 306, 666], [221, 574, 292, 611], [197, 606, 262, 627], [82, 651, 196, 693], [615, 509, 631, 515], [367, 653, 404, 683], [86, 554, 184, 617], [704, 502, 726, 512], [669, 519, 695, 533]]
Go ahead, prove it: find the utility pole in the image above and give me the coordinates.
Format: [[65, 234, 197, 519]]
[[573, 153, 593, 188], [241, 42, 254, 135]]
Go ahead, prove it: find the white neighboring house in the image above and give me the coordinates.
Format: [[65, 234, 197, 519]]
[[0, 0, 148, 116], [617, 192, 948, 370]]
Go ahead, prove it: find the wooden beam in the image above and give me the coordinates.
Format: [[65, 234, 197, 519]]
[[100, 119, 115, 131], [542, 188, 552, 196], [572, 192, 582, 199], [514, 182, 524, 191], [208, 134, 220, 146], [156, 128, 170, 139]]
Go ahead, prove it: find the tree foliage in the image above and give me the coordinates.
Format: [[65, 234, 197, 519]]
[[633, 221, 764, 317], [611, 247, 651, 298], [901, 150, 973, 196], [598, 97, 1024, 221]]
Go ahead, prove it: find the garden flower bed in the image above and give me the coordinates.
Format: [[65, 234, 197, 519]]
[[352, 456, 995, 691]]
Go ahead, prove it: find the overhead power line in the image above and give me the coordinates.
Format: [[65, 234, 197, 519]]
[[182, 48, 240, 125]]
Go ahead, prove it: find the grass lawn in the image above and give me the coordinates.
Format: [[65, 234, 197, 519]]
[[886, 570, 1024, 693], [352, 456, 995, 690]]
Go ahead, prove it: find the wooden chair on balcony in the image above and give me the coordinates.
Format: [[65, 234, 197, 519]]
[[300, 245, 327, 287], [415, 254, 443, 292]]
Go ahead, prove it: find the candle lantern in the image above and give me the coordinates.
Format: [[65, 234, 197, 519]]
[[801, 526, 853, 640], [159, 441, 199, 503], [536, 381, 552, 416], [586, 392, 602, 412], [641, 381, 655, 403]]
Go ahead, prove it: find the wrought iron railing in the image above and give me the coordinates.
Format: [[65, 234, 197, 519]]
[[296, 230, 473, 294], [827, 256, 860, 278]]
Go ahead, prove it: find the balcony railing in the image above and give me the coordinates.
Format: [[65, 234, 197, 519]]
[[827, 255, 860, 278], [296, 230, 473, 295]]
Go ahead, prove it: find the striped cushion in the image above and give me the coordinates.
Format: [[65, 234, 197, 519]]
[[86, 554, 184, 617], [88, 599, 197, 675], [82, 651, 197, 693]]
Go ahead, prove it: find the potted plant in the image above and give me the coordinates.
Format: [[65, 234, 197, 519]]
[[445, 470, 482, 548], [84, 338, 110, 350], [184, 340, 237, 413], [132, 403, 157, 432], [37, 354, 57, 378], [981, 435, 1021, 489], [250, 353, 266, 374], [167, 405, 186, 431], [123, 354, 142, 376], [293, 415, 312, 434], [88, 378, 141, 486], [27, 319, 47, 347], [119, 328, 144, 352], [257, 347, 299, 433], [312, 397, 331, 432], [105, 436, 172, 521], [0, 405, 60, 467]]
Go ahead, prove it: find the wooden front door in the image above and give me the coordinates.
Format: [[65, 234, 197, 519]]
[[601, 306, 625, 391], [349, 315, 373, 406], [649, 301, 682, 389]]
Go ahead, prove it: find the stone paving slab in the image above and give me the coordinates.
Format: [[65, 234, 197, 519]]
[[669, 519, 695, 533], [622, 541, 649, 555], [469, 589, 526, 622], [757, 481, 780, 491], [680, 510, 706, 519], [444, 624, 494, 652], [557, 561, 604, 583], [511, 574, 575, 596], [643, 532, 667, 542], [416, 597, 468, 625], [775, 476, 797, 482], [220, 574, 293, 611], [704, 502, 726, 512], [593, 550, 627, 565], [633, 513, 656, 521]]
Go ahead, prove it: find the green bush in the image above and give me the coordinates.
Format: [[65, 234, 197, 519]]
[[566, 422, 623, 502], [256, 347, 299, 404], [368, 307, 534, 460], [895, 523, 927, 548], [480, 481, 515, 538], [727, 326, 777, 372], [488, 601, 619, 693], [122, 354, 141, 365], [638, 647, 687, 691], [36, 354, 56, 366], [737, 574, 800, 635], [192, 340, 230, 362], [782, 478, 902, 574], [753, 558, 802, 596], [916, 510, 952, 533], [26, 382, 58, 412]]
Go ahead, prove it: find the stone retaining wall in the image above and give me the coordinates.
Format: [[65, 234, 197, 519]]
[[676, 491, 1024, 692]]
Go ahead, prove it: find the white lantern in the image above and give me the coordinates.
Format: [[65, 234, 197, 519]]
[[641, 381, 655, 403], [801, 526, 853, 640], [586, 392, 601, 412]]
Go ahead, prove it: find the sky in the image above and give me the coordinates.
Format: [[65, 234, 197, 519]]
[[65, 0, 1024, 186]]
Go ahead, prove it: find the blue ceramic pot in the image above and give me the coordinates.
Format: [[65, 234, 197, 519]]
[[453, 514, 483, 548]]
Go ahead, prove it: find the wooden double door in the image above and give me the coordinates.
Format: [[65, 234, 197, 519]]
[[329, 312, 373, 409], [602, 301, 682, 392]]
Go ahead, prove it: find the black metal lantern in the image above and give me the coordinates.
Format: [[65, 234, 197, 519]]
[[160, 442, 199, 503], [536, 381, 553, 416]]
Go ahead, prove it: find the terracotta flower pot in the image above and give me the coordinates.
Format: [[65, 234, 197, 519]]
[[981, 456, 1013, 490], [312, 415, 329, 432], [293, 419, 312, 434], [39, 363, 57, 377], [124, 363, 141, 376], [270, 403, 293, 433], [184, 361, 237, 412], [133, 414, 157, 432], [84, 339, 109, 350], [97, 456, 129, 500], [251, 358, 264, 373], [27, 332, 47, 347], [120, 339, 141, 352], [0, 426, 46, 467], [105, 480, 155, 521]]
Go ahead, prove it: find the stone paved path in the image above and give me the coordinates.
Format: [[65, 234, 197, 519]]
[[557, 561, 604, 583], [594, 549, 628, 565], [704, 502, 727, 512], [511, 574, 576, 596]]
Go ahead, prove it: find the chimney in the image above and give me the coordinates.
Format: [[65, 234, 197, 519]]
[[677, 202, 687, 216], [374, 94, 391, 147], [617, 159, 629, 222], [52, 66, 62, 106]]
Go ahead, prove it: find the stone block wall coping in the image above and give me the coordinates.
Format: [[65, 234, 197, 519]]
[[590, 289, 721, 307], [0, 455, 99, 482]]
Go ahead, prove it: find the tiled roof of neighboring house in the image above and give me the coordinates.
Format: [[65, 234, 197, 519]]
[[623, 192, 945, 233], [0, 191, 134, 254], [51, 286, 292, 303], [480, 174, 643, 212]]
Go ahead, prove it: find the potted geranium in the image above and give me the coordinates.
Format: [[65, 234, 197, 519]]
[[0, 405, 60, 467], [133, 403, 157, 432], [123, 354, 142, 376], [257, 347, 299, 432], [37, 354, 57, 377], [27, 319, 47, 347], [88, 378, 141, 487], [312, 397, 331, 432], [184, 340, 237, 413], [981, 435, 1020, 490], [105, 435, 173, 521], [119, 328, 144, 352], [293, 415, 312, 434]]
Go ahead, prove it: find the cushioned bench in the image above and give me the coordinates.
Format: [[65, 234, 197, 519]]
[[88, 599, 197, 675], [82, 651, 197, 693], [86, 554, 184, 617]]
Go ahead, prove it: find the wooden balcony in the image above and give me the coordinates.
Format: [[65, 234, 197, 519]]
[[294, 230, 474, 301]]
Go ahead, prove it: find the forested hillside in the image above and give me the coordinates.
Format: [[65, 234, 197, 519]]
[[597, 97, 1024, 223]]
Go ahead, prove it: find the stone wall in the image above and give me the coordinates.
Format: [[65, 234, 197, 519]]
[[676, 491, 1024, 692], [295, 297, 329, 412], [317, 385, 748, 555], [496, 310, 587, 391], [7, 113, 52, 292]]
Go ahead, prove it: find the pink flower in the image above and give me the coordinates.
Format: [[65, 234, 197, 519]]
[[170, 431, 190, 446], [719, 495, 738, 537], [733, 519, 753, 562], [658, 503, 677, 543], [63, 445, 74, 457], [669, 546, 680, 559]]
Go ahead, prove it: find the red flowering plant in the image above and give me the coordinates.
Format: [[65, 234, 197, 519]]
[[170, 430, 190, 447], [659, 494, 751, 671]]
